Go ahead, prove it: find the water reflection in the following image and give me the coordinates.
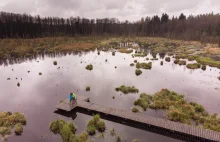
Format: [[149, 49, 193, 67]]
[[0, 50, 219, 142]]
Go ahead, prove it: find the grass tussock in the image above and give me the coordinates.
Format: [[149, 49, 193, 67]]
[[135, 69, 142, 76], [134, 52, 147, 57], [186, 63, 201, 69], [174, 59, 186, 65], [0, 112, 26, 137], [165, 57, 170, 62], [115, 85, 139, 94], [136, 62, 152, 69], [86, 114, 106, 135], [39, 72, 42, 75], [49, 119, 88, 142], [130, 63, 135, 67], [196, 57, 220, 69], [86, 86, 90, 91], [201, 65, 206, 70], [160, 61, 163, 65], [134, 89, 220, 132], [132, 107, 139, 113], [53, 61, 57, 65], [118, 48, 133, 54], [85, 64, 93, 70]]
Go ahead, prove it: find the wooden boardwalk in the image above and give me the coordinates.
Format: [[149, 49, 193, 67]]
[[56, 96, 220, 142]]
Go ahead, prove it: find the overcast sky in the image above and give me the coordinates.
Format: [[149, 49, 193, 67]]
[[0, 0, 220, 21]]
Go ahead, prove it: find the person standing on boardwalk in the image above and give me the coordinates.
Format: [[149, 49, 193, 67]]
[[69, 93, 73, 104]]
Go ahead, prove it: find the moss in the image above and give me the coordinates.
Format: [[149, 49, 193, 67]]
[[115, 85, 139, 94], [85, 64, 93, 70], [14, 123, 23, 135], [165, 57, 170, 62], [196, 57, 220, 68], [201, 65, 206, 70], [130, 63, 135, 67], [39, 72, 42, 75], [132, 107, 139, 113], [118, 48, 133, 54], [135, 69, 142, 76], [186, 63, 201, 69], [53, 61, 57, 65], [136, 62, 152, 69], [86, 86, 90, 91], [160, 61, 163, 65]]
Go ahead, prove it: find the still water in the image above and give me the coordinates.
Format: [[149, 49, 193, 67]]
[[0, 50, 219, 142]]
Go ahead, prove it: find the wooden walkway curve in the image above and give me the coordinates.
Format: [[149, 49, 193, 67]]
[[56, 96, 220, 142]]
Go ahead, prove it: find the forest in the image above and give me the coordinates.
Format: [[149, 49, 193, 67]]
[[1, 11, 220, 44]]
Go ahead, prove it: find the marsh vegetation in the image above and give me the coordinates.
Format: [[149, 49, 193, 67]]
[[115, 85, 139, 94]]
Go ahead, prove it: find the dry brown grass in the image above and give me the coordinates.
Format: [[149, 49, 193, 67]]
[[205, 47, 220, 54]]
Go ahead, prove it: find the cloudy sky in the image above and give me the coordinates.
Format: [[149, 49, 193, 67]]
[[0, 0, 220, 21]]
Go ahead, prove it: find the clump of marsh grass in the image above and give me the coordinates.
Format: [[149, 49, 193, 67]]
[[14, 124, 23, 135], [130, 63, 135, 67], [133, 89, 220, 132], [133, 139, 140, 142], [53, 61, 57, 65], [115, 85, 139, 94], [132, 107, 139, 113], [86, 86, 90, 91], [136, 62, 152, 70], [109, 128, 116, 136], [201, 65, 206, 70], [86, 114, 106, 135], [85, 64, 93, 70], [112, 52, 115, 56], [165, 57, 170, 62], [118, 48, 133, 54], [218, 76, 220, 80], [134, 60, 137, 63], [0, 112, 26, 137], [135, 69, 142, 76], [39, 72, 42, 75], [174, 59, 186, 65], [186, 63, 201, 69], [49, 119, 88, 142], [160, 61, 163, 65], [17, 82, 20, 87]]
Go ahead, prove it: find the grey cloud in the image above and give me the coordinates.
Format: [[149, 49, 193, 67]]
[[0, 0, 219, 21]]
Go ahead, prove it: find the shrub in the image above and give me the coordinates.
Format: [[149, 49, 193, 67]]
[[136, 62, 152, 69], [186, 63, 201, 69], [85, 64, 93, 70], [86, 86, 90, 91], [115, 85, 139, 94], [135, 69, 142, 76], [14, 123, 23, 135], [165, 57, 170, 62], [132, 107, 139, 113], [53, 61, 57, 65]]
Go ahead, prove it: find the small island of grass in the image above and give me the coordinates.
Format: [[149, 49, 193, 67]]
[[115, 85, 139, 94]]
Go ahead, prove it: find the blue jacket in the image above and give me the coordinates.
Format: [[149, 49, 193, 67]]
[[69, 94, 73, 99]]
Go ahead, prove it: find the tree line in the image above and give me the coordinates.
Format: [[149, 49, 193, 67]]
[[1, 11, 220, 44]]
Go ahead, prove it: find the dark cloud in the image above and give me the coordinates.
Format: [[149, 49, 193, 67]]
[[0, 0, 219, 21]]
